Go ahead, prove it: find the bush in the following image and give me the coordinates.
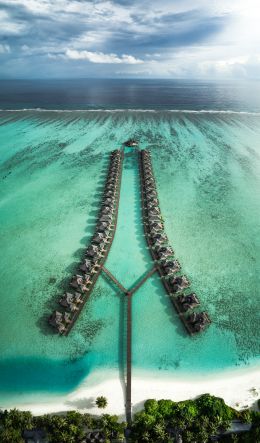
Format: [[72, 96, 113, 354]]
[[196, 393, 234, 426], [157, 399, 175, 418], [144, 399, 159, 415]]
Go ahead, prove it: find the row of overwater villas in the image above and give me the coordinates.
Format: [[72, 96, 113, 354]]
[[48, 149, 123, 334], [140, 149, 211, 334]]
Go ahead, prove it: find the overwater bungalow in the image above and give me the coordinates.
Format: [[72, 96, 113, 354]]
[[147, 199, 159, 208], [64, 312, 72, 324], [48, 311, 64, 329], [102, 198, 115, 207], [74, 292, 83, 304], [82, 273, 92, 283], [55, 323, 66, 333], [161, 259, 180, 275], [72, 272, 92, 290], [144, 171, 152, 178], [59, 292, 74, 307], [148, 215, 162, 224], [146, 190, 157, 198], [106, 185, 116, 192], [107, 173, 117, 180], [144, 175, 154, 181], [70, 274, 85, 289], [100, 206, 114, 215], [86, 244, 99, 257], [149, 221, 164, 231], [104, 185, 116, 193], [147, 205, 160, 214], [187, 311, 210, 331], [80, 258, 95, 273], [109, 171, 118, 177], [145, 187, 157, 195], [107, 175, 118, 182], [96, 221, 110, 230], [155, 245, 173, 260], [145, 180, 155, 186], [150, 227, 164, 237], [95, 230, 111, 239], [124, 138, 138, 147], [146, 192, 158, 201], [146, 190, 157, 199], [99, 215, 113, 223], [169, 275, 190, 293], [145, 181, 155, 189], [150, 232, 168, 245], [100, 211, 113, 220], [59, 293, 79, 312], [148, 207, 160, 216], [155, 245, 173, 255], [92, 235, 108, 245], [96, 224, 109, 233], [105, 183, 116, 190], [177, 293, 200, 311], [104, 190, 115, 198]]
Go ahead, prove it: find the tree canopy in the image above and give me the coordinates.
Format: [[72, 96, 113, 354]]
[[0, 394, 259, 443]]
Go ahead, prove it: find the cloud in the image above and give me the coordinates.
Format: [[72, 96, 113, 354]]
[[0, 9, 27, 34], [65, 49, 144, 64], [0, 43, 10, 53], [0, 0, 260, 78]]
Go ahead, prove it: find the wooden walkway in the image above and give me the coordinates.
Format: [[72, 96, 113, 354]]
[[63, 149, 124, 336], [139, 150, 211, 336], [102, 265, 156, 296], [126, 293, 132, 424], [102, 266, 128, 294], [129, 266, 157, 295], [101, 264, 156, 423]]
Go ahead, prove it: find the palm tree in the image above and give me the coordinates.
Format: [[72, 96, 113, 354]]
[[153, 422, 167, 442], [96, 396, 108, 409]]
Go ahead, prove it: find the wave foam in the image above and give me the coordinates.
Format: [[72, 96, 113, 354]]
[[0, 108, 260, 115]]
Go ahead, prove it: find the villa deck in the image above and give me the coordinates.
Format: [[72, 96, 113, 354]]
[[48, 148, 124, 336], [139, 149, 211, 335]]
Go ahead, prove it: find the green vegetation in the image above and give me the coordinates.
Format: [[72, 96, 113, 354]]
[[96, 396, 108, 409], [131, 394, 236, 442], [0, 394, 259, 442]]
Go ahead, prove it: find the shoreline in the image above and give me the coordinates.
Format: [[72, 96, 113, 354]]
[[2, 365, 260, 417]]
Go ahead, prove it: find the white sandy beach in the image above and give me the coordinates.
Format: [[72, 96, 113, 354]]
[[6, 366, 260, 417]]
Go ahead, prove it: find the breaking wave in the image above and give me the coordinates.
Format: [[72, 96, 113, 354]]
[[1, 108, 260, 115]]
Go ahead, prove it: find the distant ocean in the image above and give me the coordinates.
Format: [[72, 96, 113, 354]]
[[1, 78, 260, 112], [0, 79, 259, 404]]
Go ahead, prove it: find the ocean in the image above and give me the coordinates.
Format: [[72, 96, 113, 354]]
[[0, 79, 259, 404]]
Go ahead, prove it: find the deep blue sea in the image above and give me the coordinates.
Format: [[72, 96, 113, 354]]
[[1, 78, 260, 111], [0, 79, 259, 407]]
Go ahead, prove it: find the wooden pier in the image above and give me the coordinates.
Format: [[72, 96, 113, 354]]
[[48, 149, 124, 336], [102, 266, 128, 294], [100, 264, 157, 423], [139, 150, 211, 335], [126, 293, 132, 424], [48, 143, 211, 425]]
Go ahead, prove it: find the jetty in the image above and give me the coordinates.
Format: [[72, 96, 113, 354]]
[[101, 264, 156, 423], [47, 142, 211, 423], [48, 149, 124, 335], [139, 149, 211, 334]]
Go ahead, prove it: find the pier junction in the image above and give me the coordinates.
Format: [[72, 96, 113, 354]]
[[48, 142, 211, 423]]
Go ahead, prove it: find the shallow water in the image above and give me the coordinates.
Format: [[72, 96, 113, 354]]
[[0, 110, 259, 401]]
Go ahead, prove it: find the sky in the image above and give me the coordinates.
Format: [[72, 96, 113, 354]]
[[0, 0, 260, 79]]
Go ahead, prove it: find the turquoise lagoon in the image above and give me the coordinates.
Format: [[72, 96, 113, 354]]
[[0, 110, 259, 402]]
